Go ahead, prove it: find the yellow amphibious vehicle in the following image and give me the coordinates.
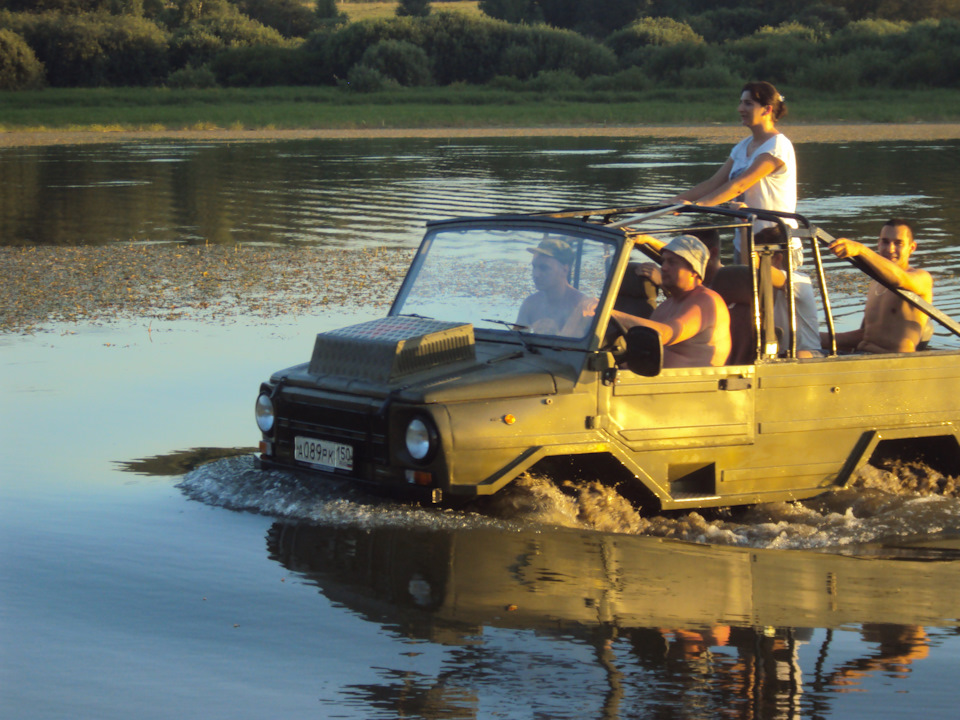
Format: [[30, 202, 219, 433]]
[[254, 205, 960, 511]]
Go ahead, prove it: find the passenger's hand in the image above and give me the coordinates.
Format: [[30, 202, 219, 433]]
[[725, 201, 747, 209], [634, 262, 662, 287], [828, 237, 863, 259]]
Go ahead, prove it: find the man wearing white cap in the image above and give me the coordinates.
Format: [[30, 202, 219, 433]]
[[614, 234, 731, 367]]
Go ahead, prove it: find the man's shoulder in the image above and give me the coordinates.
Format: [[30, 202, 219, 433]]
[[517, 291, 542, 314], [695, 284, 727, 305], [902, 265, 934, 299]]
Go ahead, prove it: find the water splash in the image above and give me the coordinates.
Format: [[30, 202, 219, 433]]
[[177, 455, 511, 532], [179, 455, 960, 550]]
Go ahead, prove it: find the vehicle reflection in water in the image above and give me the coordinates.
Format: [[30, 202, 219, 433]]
[[267, 520, 959, 719]]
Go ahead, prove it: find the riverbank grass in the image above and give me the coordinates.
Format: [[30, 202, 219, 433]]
[[2, 86, 960, 131]]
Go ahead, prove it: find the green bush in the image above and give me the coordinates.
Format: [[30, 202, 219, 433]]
[[161, 0, 235, 27], [527, 69, 582, 92], [753, 21, 821, 42], [720, 25, 821, 86], [795, 55, 861, 89], [677, 62, 738, 89], [6, 11, 168, 86], [169, 13, 289, 69], [685, 7, 768, 44], [583, 65, 653, 91], [790, 2, 850, 33], [414, 13, 507, 84], [313, 16, 427, 79], [635, 42, 715, 84], [0, 27, 43, 89], [478, 0, 538, 25], [893, 45, 960, 88], [830, 18, 909, 47], [498, 43, 538, 80], [345, 62, 399, 91], [844, 48, 900, 86], [396, 0, 431, 18], [319, 14, 614, 87], [236, 0, 318, 38], [210, 44, 318, 86], [165, 62, 217, 88], [902, 20, 957, 86], [360, 39, 432, 85], [519, 24, 617, 79], [313, 0, 348, 28], [605, 16, 704, 66]]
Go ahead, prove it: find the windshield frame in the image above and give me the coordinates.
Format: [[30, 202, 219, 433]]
[[389, 216, 629, 350]]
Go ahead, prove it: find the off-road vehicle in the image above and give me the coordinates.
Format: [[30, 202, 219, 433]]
[[254, 205, 960, 510]]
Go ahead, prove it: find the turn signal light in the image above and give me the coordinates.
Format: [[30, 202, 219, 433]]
[[405, 469, 433, 486]]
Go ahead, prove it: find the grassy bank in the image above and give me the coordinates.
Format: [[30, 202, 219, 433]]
[[3, 86, 960, 132]]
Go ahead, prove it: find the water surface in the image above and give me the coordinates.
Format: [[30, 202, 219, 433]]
[[4, 137, 960, 719]]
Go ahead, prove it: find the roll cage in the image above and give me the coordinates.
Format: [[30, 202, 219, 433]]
[[531, 203, 960, 360]]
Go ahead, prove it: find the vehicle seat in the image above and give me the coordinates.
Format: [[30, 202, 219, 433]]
[[614, 262, 657, 319]]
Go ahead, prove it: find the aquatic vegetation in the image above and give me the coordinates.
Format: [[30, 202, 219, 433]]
[[0, 243, 411, 333]]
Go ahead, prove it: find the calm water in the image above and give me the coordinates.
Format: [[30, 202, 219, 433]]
[[4, 137, 960, 719]]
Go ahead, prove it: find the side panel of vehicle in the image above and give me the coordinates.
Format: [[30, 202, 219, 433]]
[[440, 383, 603, 496], [602, 364, 758, 506], [598, 350, 960, 510], [752, 351, 960, 492]]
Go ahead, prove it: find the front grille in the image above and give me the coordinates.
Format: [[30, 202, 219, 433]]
[[273, 391, 389, 474]]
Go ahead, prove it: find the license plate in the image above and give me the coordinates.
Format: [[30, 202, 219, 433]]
[[294, 436, 354, 472]]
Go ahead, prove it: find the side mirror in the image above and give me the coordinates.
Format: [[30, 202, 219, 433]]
[[625, 326, 662, 377]]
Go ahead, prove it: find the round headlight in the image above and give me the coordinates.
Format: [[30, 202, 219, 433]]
[[255, 393, 275, 433], [405, 417, 436, 462]]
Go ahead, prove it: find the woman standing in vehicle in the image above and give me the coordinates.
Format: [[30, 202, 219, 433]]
[[668, 81, 796, 262]]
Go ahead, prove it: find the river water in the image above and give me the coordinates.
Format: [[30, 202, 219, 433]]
[[4, 136, 960, 719]]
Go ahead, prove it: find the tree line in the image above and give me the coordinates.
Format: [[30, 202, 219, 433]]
[[0, 0, 958, 91]]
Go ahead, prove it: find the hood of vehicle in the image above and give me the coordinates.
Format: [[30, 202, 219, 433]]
[[273, 316, 576, 401], [309, 316, 478, 383]]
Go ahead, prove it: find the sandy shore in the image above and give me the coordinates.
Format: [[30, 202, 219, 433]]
[[4, 123, 960, 147]]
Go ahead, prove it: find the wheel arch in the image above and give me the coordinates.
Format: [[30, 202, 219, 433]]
[[841, 424, 960, 486]]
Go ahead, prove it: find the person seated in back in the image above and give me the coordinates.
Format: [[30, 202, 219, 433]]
[[613, 235, 731, 368], [761, 226, 822, 357], [822, 219, 933, 353], [710, 226, 821, 361], [516, 237, 595, 337]]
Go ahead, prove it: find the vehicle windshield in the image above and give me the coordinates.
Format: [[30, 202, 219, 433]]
[[394, 223, 617, 340]]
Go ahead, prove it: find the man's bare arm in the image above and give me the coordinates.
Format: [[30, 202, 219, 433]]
[[613, 301, 707, 347], [828, 238, 933, 299], [822, 327, 863, 352]]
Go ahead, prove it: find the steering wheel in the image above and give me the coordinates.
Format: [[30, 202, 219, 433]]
[[602, 314, 630, 360]]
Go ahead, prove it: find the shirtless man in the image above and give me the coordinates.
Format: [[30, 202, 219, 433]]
[[823, 219, 933, 354], [614, 235, 731, 367], [516, 237, 594, 337]]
